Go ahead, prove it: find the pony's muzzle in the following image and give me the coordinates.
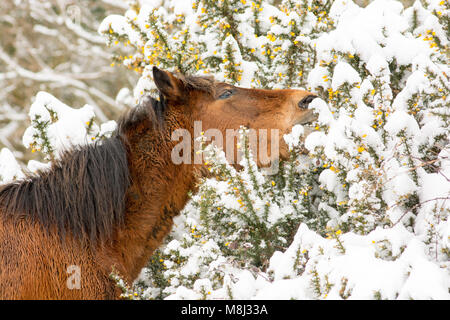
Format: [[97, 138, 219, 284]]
[[298, 95, 317, 109]]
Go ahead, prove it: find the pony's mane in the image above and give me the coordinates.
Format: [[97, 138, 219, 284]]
[[0, 136, 129, 244], [0, 73, 216, 244], [0, 103, 148, 244]]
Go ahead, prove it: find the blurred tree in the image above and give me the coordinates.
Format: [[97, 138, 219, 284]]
[[0, 0, 137, 162]]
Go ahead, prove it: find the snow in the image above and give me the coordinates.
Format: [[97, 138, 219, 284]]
[[22, 91, 109, 159], [0, 148, 24, 184], [260, 223, 450, 300], [384, 110, 420, 137], [115, 88, 135, 108], [331, 61, 361, 90], [366, 54, 390, 77], [283, 124, 304, 150], [26, 160, 51, 173]]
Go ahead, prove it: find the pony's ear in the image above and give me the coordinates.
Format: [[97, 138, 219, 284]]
[[152, 67, 185, 102]]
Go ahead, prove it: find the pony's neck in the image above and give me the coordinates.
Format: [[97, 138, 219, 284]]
[[104, 108, 200, 282]]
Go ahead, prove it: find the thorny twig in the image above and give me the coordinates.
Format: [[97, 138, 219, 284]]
[[391, 196, 450, 227]]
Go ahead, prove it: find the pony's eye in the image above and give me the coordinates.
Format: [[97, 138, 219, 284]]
[[218, 90, 234, 100]]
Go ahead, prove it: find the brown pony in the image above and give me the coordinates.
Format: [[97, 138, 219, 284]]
[[0, 67, 317, 299]]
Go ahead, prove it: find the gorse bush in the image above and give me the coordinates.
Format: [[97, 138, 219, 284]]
[[97, 0, 449, 299], [135, 127, 330, 299], [5, 0, 448, 299]]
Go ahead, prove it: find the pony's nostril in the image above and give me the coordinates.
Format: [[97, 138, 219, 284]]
[[298, 95, 317, 109]]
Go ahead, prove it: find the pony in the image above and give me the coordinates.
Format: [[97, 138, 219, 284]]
[[0, 67, 317, 299]]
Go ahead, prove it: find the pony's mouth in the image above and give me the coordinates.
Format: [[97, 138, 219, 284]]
[[295, 110, 318, 126]]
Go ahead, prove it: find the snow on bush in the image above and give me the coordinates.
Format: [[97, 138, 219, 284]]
[[0, 148, 24, 184], [3, 0, 448, 299], [0, 92, 117, 184], [95, 0, 449, 300], [22, 91, 117, 160]]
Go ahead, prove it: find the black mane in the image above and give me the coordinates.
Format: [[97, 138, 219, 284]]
[[0, 99, 158, 244], [0, 73, 216, 244], [0, 136, 129, 244]]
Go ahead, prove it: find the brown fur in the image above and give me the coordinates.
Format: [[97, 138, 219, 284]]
[[0, 67, 316, 299]]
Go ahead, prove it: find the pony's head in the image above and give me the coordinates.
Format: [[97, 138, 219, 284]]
[[152, 67, 317, 166]]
